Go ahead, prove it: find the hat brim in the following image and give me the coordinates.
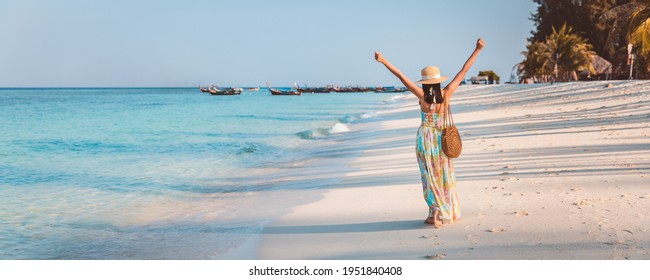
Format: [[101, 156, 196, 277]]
[[416, 76, 448, 84]]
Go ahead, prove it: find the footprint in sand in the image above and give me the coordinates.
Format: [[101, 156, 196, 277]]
[[486, 228, 506, 233], [425, 253, 447, 260], [420, 234, 437, 240], [466, 234, 479, 245], [572, 198, 601, 208], [500, 177, 519, 182], [511, 211, 529, 217]]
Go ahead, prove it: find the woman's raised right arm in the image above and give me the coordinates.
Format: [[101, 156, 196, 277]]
[[375, 52, 423, 98]]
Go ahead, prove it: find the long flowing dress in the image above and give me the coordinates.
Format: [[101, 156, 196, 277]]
[[416, 111, 461, 223]]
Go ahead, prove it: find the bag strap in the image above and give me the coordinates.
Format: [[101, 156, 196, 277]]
[[444, 101, 454, 129]]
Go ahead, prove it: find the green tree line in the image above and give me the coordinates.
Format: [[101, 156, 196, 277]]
[[521, 0, 650, 81]]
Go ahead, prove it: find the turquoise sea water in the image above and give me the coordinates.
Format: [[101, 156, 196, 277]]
[[0, 88, 406, 259]]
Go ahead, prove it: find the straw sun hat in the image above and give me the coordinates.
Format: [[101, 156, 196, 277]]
[[415, 66, 448, 84]]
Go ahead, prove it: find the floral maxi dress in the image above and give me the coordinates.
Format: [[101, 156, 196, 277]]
[[416, 111, 461, 222]]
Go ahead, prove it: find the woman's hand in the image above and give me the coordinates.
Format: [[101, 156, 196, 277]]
[[375, 52, 385, 64], [476, 38, 485, 51]]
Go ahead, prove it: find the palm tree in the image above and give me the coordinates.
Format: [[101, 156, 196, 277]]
[[599, 1, 649, 56], [599, 0, 650, 78], [520, 41, 554, 82], [547, 24, 595, 81], [627, 0, 650, 55], [520, 24, 594, 82]]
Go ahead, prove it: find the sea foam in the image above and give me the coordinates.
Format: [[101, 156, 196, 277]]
[[329, 122, 350, 134]]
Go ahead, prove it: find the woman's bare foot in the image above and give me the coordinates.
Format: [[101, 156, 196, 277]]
[[424, 210, 443, 229]]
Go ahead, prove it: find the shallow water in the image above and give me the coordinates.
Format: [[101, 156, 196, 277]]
[[0, 87, 407, 259]]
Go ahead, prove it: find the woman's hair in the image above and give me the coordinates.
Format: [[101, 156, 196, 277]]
[[422, 83, 442, 104]]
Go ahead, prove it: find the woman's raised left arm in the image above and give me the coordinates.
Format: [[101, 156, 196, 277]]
[[444, 38, 485, 97]]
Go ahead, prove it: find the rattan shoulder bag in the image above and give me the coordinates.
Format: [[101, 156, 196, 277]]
[[442, 103, 462, 158]]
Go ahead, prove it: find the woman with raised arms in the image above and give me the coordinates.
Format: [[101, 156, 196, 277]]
[[374, 38, 485, 228]]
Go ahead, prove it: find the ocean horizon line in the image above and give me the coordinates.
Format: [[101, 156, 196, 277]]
[[0, 85, 409, 90], [0, 86, 224, 90]]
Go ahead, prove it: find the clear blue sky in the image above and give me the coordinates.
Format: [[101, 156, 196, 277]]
[[0, 0, 537, 87]]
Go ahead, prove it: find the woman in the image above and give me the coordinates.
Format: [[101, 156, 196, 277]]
[[375, 38, 485, 228]]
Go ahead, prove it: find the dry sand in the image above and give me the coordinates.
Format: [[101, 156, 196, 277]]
[[256, 81, 650, 259]]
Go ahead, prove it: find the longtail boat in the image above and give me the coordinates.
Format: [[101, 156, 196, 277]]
[[332, 86, 369, 92], [296, 85, 331, 93], [266, 83, 301, 96], [205, 86, 243, 95], [374, 86, 408, 93]]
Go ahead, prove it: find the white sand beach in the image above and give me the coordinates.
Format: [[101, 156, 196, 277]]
[[255, 80, 650, 259]]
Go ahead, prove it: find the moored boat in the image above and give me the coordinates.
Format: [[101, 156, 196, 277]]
[[296, 84, 331, 93], [267, 83, 301, 96], [206, 86, 243, 95], [374, 86, 408, 93], [199, 85, 210, 93], [332, 86, 370, 92]]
